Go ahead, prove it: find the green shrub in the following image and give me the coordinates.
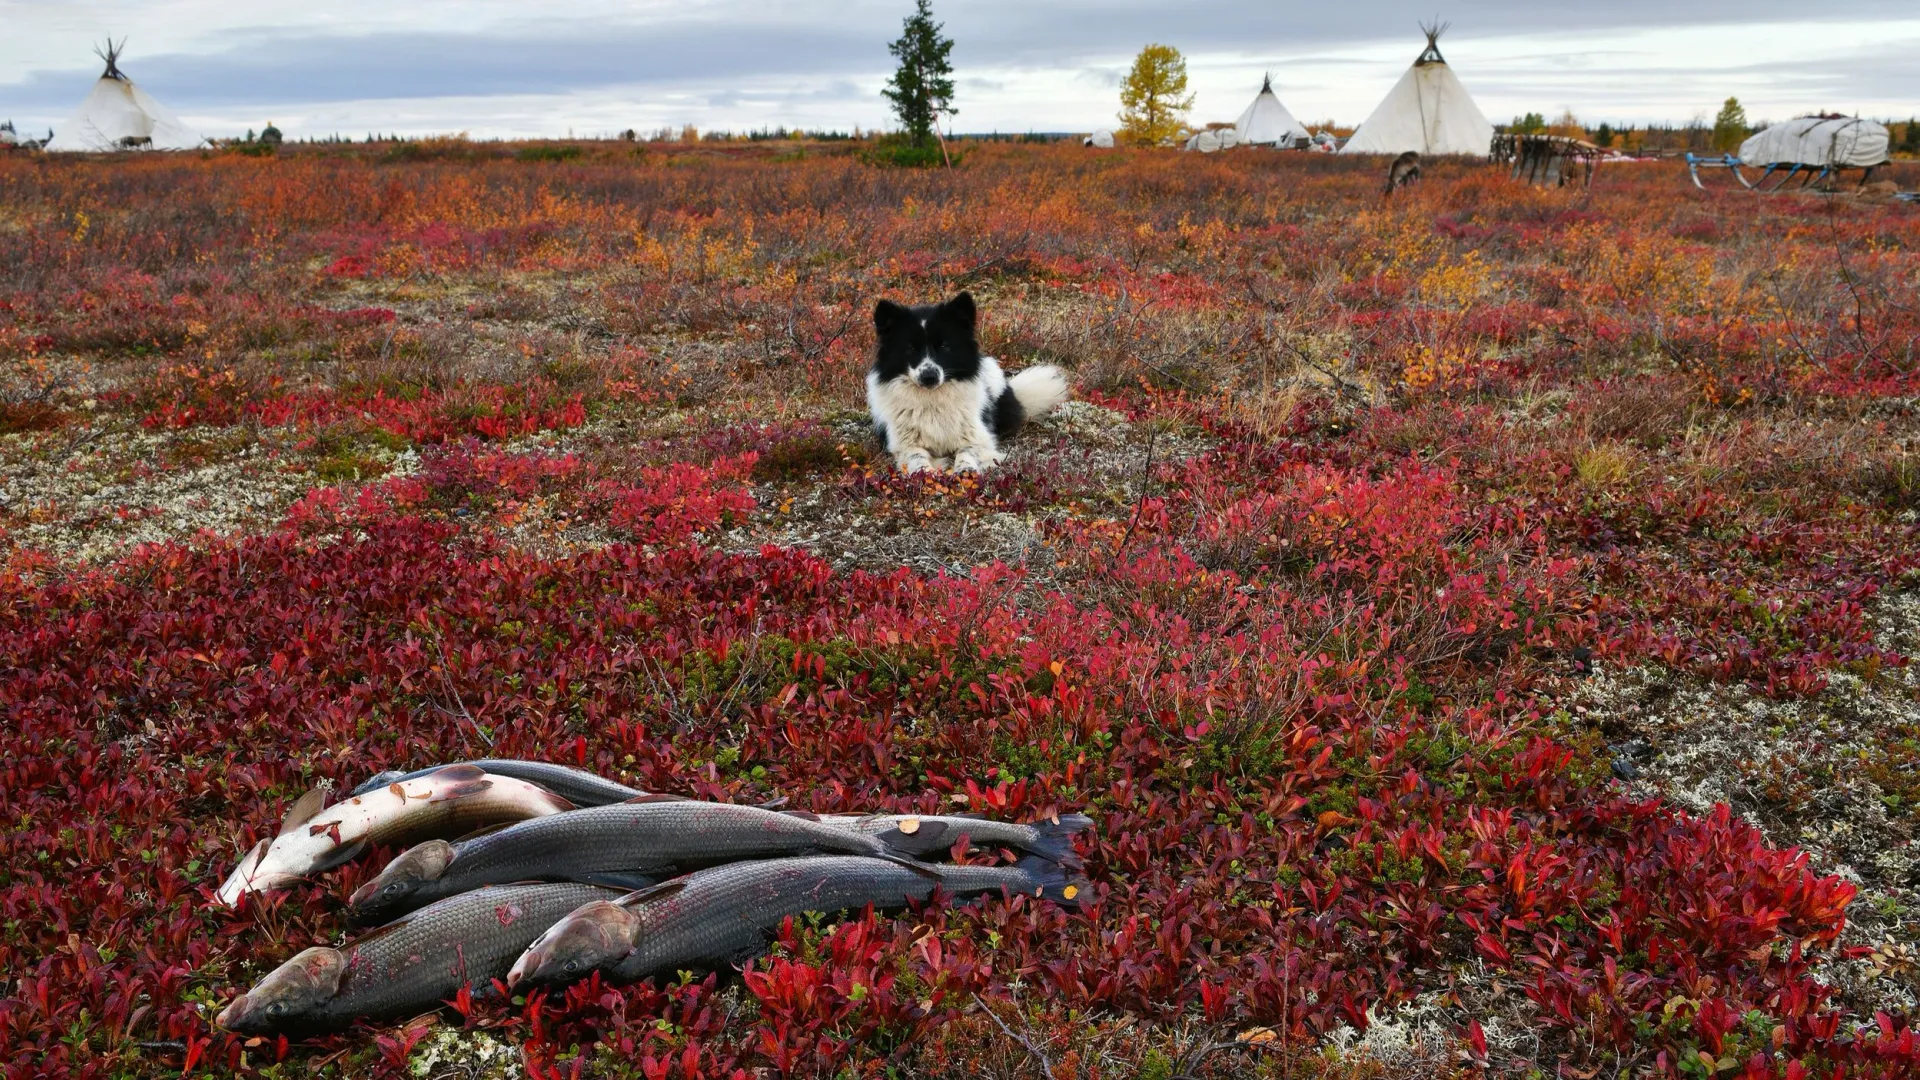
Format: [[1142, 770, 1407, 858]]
[[516, 144, 585, 163], [860, 136, 957, 169]]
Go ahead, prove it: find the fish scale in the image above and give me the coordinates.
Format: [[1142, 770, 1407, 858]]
[[350, 802, 900, 923], [457, 802, 891, 877], [227, 883, 617, 1035], [604, 856, 1069, 984]]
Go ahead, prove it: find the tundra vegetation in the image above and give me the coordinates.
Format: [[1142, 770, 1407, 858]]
[[2, 140, 1920, 1078]]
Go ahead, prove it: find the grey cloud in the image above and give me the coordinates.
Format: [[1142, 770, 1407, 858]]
[[1, 0, 1912, 128], [947, 1, 1916, 65], [1463, 39, 1920, 117], [807, 80, 868, 102], [2, 19, 884, 109]]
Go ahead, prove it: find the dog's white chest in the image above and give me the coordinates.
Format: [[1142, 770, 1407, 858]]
[[867, 370, 992, 456]]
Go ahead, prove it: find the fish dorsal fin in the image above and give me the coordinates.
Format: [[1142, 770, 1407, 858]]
[[453, 822, 518, 844], [432, 767, 494, 801], [782, 810, 822, 822], [876, 853, 945, 881], [622, 793, 689, 804], [277, 787, 329, 836], [614, 879, 689, 908]]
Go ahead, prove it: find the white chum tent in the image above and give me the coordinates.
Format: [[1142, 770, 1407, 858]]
[[1739, 116, 1890, 168], [1235, 74, 1310, 147], [1340, 23, 1493, 157], [46, 41, 204, 152]]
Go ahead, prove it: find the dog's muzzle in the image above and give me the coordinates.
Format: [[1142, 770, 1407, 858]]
[[910, 362, 944, 388]]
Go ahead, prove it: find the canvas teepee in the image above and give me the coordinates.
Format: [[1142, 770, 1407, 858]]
[[1235, 74, 1310, 147], [46, 40, 205, 152], [1339, 22, 1492, 157]]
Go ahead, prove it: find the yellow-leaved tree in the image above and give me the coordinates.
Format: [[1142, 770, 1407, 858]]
[[1117, 44, 1193, 148]]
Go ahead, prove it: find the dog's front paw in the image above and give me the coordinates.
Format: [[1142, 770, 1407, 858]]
[[953, 447, 1000, 473], [896, 448, 935, 474]]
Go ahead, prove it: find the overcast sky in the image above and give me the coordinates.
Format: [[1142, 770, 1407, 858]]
[[3, 1, 1915, 140]]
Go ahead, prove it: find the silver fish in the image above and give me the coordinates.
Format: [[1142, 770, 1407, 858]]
[[216, 764, 573, 905], [509, 855, 1084, 991], [216, 882, 615, 1036], [347, 799, 908, 925]]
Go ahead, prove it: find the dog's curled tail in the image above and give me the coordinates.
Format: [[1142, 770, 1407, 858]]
[[1008, 365, 1070, 418]]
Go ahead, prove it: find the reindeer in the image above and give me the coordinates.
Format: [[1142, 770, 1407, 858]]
[[1384, 151, 1422, 195]]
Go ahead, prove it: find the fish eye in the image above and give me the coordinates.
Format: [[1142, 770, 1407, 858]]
[[266, 1002, 285, 1017], [563, 959, 580, 974], [383, 882, 406, 895]]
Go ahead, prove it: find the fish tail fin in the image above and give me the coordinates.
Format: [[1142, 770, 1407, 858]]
[[1013, 854, 1090, 908], [1026, 813, 1094, 870]]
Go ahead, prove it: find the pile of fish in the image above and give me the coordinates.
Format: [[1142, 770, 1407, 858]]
[[213, 760, 1092, 1036]]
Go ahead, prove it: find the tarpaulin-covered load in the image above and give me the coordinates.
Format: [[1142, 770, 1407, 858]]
[[1084, 129, 1115, 148], [1738, 116, 1889, 168], [1185, 129, 1223, 153], [1181, 128, 1242, 152]]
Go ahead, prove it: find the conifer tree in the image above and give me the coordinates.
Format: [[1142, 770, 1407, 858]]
[[882, 0, 956, 149], [1712, 97, 1749, 152]]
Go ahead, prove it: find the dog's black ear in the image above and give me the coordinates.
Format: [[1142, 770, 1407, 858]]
[[943, 292, 977, 330], [874, 299, 911, 334]]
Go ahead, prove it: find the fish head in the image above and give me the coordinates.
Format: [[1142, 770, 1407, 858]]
[[507, 901, 638, 989], [215, 946, 346, 1034], [347, 840, 453, 920], [215, 837, 301, 906]]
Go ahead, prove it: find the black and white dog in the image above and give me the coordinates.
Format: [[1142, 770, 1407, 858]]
[[867, 292, 1069, 474]]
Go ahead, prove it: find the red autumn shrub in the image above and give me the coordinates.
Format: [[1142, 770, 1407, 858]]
[[2, 143, 1917, 1080]]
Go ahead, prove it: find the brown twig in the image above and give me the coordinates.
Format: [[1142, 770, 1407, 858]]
[[1113, 419, 1160, 557], [426, 631, 493, 748], [974, 994, 1057, 1080]]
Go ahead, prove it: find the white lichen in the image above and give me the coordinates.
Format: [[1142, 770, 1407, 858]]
[[407, 1026, 522, 1080]]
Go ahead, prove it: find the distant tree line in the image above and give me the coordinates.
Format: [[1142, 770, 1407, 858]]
[[1498, 100, 1920, 157]]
